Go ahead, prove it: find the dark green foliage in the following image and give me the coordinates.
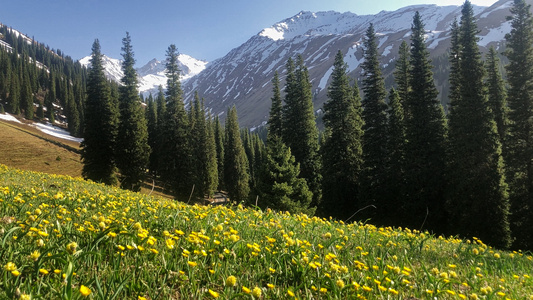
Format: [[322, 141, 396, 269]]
[[504, 0, 533, 249], [360, 23, 389, 220], [321, 50, 364, 221], [268, 71, 283, 140], [257, 135, 315, 215], [154, 86, 166, 176], [486, 47, 508, 142], [66, 85, 80, 136], [7, 73, 20, 115], [282, 56, 322, 207], [214, 116, 225, 190], [446, 1, 511, 248], [224, 106, 250, 203], [403, 12, 448, 232], [145, 93, 158, 175], [159, 44, 191, 199], [394, 40, 410, 105], [115, 32, 150, 192], [384, 88, 406, 225], [21, 73, 33, 120], [190, 93, 218, 198], [81, 39, 119, 185]]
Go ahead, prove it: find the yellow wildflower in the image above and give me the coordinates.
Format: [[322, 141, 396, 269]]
[[242, 286, 251, 294], [226, 275, 237, 287], [208, 289, 219, 298], [79, 285, 91, 297], [252, 287, 262, 298]]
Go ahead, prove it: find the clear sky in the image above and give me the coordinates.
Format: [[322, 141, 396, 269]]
[[0, 0, 498, 66]]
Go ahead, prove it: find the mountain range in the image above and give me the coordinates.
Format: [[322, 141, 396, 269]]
[[84, 0, 519, 128], [79, 54, 207, 97]]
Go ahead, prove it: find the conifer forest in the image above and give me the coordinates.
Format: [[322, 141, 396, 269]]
[[3, 0, 533, 251]]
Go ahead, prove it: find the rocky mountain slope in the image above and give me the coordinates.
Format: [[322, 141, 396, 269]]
[[79, 54, 207, 97], [180, 0, 515, 127]]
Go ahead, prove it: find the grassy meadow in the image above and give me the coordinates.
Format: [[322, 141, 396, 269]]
[[1, 164, 533, 299]]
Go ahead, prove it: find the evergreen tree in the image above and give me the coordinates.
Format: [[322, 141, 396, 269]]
[[159, 44, 191, 198], [224, 106, 250, 203], [205, 112, 219, 197], [282, 56, 322, 207], [66, 86, 80, 136], [146, 93, 158, 175], [448, 19, 461, 109], [321, 50, 364, 220], [115, 32, 151, 191], [446, 1, 511, 248], [504, 0, 533, 249], [268, 71, 283, 140], [154, 86, 166, 175], [81, 39, 119, 185], [7, 74, 20, 115], [385, 88, 407, 225], [214, 115, 225, 190], [190, 93, 218, 198], [21, 72, 33, 120], [257, 135, 315, 215], [486, 46, 508, 143], [360, 23, 389, 221], [403, 12, 448, 232], [394, 40, 410, 105]]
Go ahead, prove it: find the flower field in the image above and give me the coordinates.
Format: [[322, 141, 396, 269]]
[[1, 164, 532, 299]]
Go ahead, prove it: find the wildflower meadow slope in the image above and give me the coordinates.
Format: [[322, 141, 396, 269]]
[[1, 164, 532, 299]]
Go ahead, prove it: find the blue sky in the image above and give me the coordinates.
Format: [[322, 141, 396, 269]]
[[0, 0, 498, 66]]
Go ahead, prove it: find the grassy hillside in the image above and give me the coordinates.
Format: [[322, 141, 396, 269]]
[[0, 120, 82, 178], [1, 164, 532, 299]]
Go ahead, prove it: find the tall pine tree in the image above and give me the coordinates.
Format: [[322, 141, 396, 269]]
[[486, 46, 508, 143], [504, 0, 533, 249], [115, 32, 151, 192], [282, 56, 322, 207], [360, 23, 389, 222], [385, 88, 407, 225], [321, 50, 364, 220], [81, 39, 119, 185], [224, 106, 250, 203], [403, 12, 448, 232], [159, 44, 191, 199], [446, 1, 511, 248], [268, 71, 283, 141]]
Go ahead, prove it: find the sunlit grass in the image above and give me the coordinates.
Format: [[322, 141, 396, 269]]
[[1, 164, 532, 299]]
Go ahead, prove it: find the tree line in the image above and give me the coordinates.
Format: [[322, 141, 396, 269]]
[[0, 24, 87, 136], [4, 0, 533, 250]]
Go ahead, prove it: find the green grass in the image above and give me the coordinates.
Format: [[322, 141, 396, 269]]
[[1, 164, 532, 299]]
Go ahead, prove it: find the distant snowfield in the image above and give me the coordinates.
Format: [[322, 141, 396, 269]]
[[31, 122, 83, 143], [0, 112, 22, 124]]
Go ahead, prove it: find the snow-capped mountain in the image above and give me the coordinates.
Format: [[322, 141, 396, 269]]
[[79, 54, 207, 96], [181, 0, 516, 127]]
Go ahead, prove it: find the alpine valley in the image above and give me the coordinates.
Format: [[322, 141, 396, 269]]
[[89, 0, 517, 127]]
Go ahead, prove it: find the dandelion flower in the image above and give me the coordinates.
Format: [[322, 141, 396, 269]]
[[208, 289, 219, 298], [188, 261, 197, 267], [267, 283, 275, 289], [4, 262, 17, 272], [226, 275, 237, 287], [79, 285, 91, 297], [66, 242, 78, 254], [336, 279, 345, 289], [287, 290, 295, 297], [252, 287, 262, 298], [242, 286, 251, 294], [39, 268, 49, 275]]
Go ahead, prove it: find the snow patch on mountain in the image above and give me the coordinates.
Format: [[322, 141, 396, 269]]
[[79, 54, 207, 96]]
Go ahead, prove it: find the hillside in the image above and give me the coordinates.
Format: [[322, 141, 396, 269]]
[[180, 0, 517, 127], [1, 164, 532, 299], [0, 118, 82, 177]]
